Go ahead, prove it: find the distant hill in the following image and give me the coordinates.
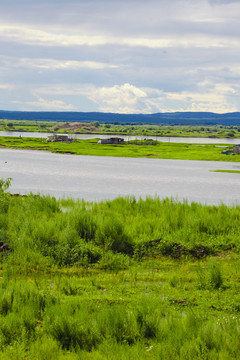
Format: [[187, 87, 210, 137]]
[[0, 110, 239, 126]]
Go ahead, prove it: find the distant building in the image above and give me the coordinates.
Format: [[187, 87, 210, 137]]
[[233, 145, 240, 154], [47, 134, 73, 142], [97, 137, 125, 144]]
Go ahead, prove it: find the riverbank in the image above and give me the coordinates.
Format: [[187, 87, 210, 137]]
[[0, 135, 240, 162], [0, 187, 240, 359]]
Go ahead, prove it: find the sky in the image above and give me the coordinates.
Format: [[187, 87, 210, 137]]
[[0, 0, 240, 114]]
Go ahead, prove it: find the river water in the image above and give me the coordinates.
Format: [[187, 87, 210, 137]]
[[0, 148, 239, 205], [0, 131, 240, 144]]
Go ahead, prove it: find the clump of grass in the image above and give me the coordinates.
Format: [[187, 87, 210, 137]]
[[197, 260, 223, 290], [95, 216, 134, 255], [96, 305, 139, 345], [71, 210, 97, 242], [96, 251, 131, 272], [46, 303, 100, 351], [208, 260, 223, 289]]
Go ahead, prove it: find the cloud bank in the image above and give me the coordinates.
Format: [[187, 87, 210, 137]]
[[0, 0, 239, 113]]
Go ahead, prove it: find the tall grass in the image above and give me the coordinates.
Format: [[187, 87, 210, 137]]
[[0, 191, 239, 268], [0, 280, 239, 359]]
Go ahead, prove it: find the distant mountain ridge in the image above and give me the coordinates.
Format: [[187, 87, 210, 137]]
[[0, 110, 239, 125]]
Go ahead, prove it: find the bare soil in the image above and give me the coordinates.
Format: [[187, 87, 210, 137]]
[[50, 122, 98, 132]]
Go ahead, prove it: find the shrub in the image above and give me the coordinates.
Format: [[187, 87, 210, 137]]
[[54, 241, 102, 266]]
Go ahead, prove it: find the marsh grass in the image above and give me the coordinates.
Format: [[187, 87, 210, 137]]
[[0, 182, 240, 358], [2, 192, 240, 267]]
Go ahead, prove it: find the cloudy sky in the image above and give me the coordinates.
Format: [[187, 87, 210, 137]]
[[0, 0, 240, 114]]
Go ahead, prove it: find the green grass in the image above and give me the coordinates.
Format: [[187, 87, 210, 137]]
[[1, 180, 240, 358], [210, 170, 240, 174], [0, 136, 240, 162]]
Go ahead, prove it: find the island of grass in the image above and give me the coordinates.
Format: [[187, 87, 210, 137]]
[[1, 177, 240, 359], [0, 135, 240, 162], [210, 170, 240, 174]]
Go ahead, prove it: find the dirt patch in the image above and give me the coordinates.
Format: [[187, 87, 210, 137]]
[[50, 122, 98, 132], [145, 154, 161, 157]]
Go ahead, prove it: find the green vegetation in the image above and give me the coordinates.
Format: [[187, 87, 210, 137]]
[[1, 179, 240, 358], [1, 119, 240, 138], [210, 170, 240, 174], [0, 120, 55, 133], [0, 135, 240, 162]]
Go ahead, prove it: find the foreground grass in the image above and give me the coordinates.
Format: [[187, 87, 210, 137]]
[[0, 136, 240, 162], [1, 256, 240, 359], [1, 182, 240, 358]]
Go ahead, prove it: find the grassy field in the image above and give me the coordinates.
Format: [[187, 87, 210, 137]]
[[0, 179, 240, 359], [1, 119, 240, 138], [0, 135, 240, 162]]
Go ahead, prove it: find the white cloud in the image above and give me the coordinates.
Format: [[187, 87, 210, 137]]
[[26, 98, 76, 111], [5, 57, 118, 71], [0, 83, 14, 90], [62, 83, 238, 114], [32, 81, 240, 114], [34, 60, 118, 70], [0, 0, 239, 113], [0, 25, 240, 49], [85, 83, 147, 113]]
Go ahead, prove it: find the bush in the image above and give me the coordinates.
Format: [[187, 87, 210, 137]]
[[54, 241, 102, 266]]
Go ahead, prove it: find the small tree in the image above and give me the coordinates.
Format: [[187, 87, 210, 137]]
[[91, 121, 100, 128]]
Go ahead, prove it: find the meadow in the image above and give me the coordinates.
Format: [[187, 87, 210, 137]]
[[0, 178, 240, 359], [0, 135, 240, 162]]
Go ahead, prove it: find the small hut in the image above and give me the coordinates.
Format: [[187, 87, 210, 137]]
[[233, 145, 240, 155], [97, 137, 125, 144], [47, 134, 72, 142]]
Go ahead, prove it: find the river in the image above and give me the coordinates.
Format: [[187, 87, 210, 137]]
[[0, 148, 239, 205], [0, 131, 240, 144]]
